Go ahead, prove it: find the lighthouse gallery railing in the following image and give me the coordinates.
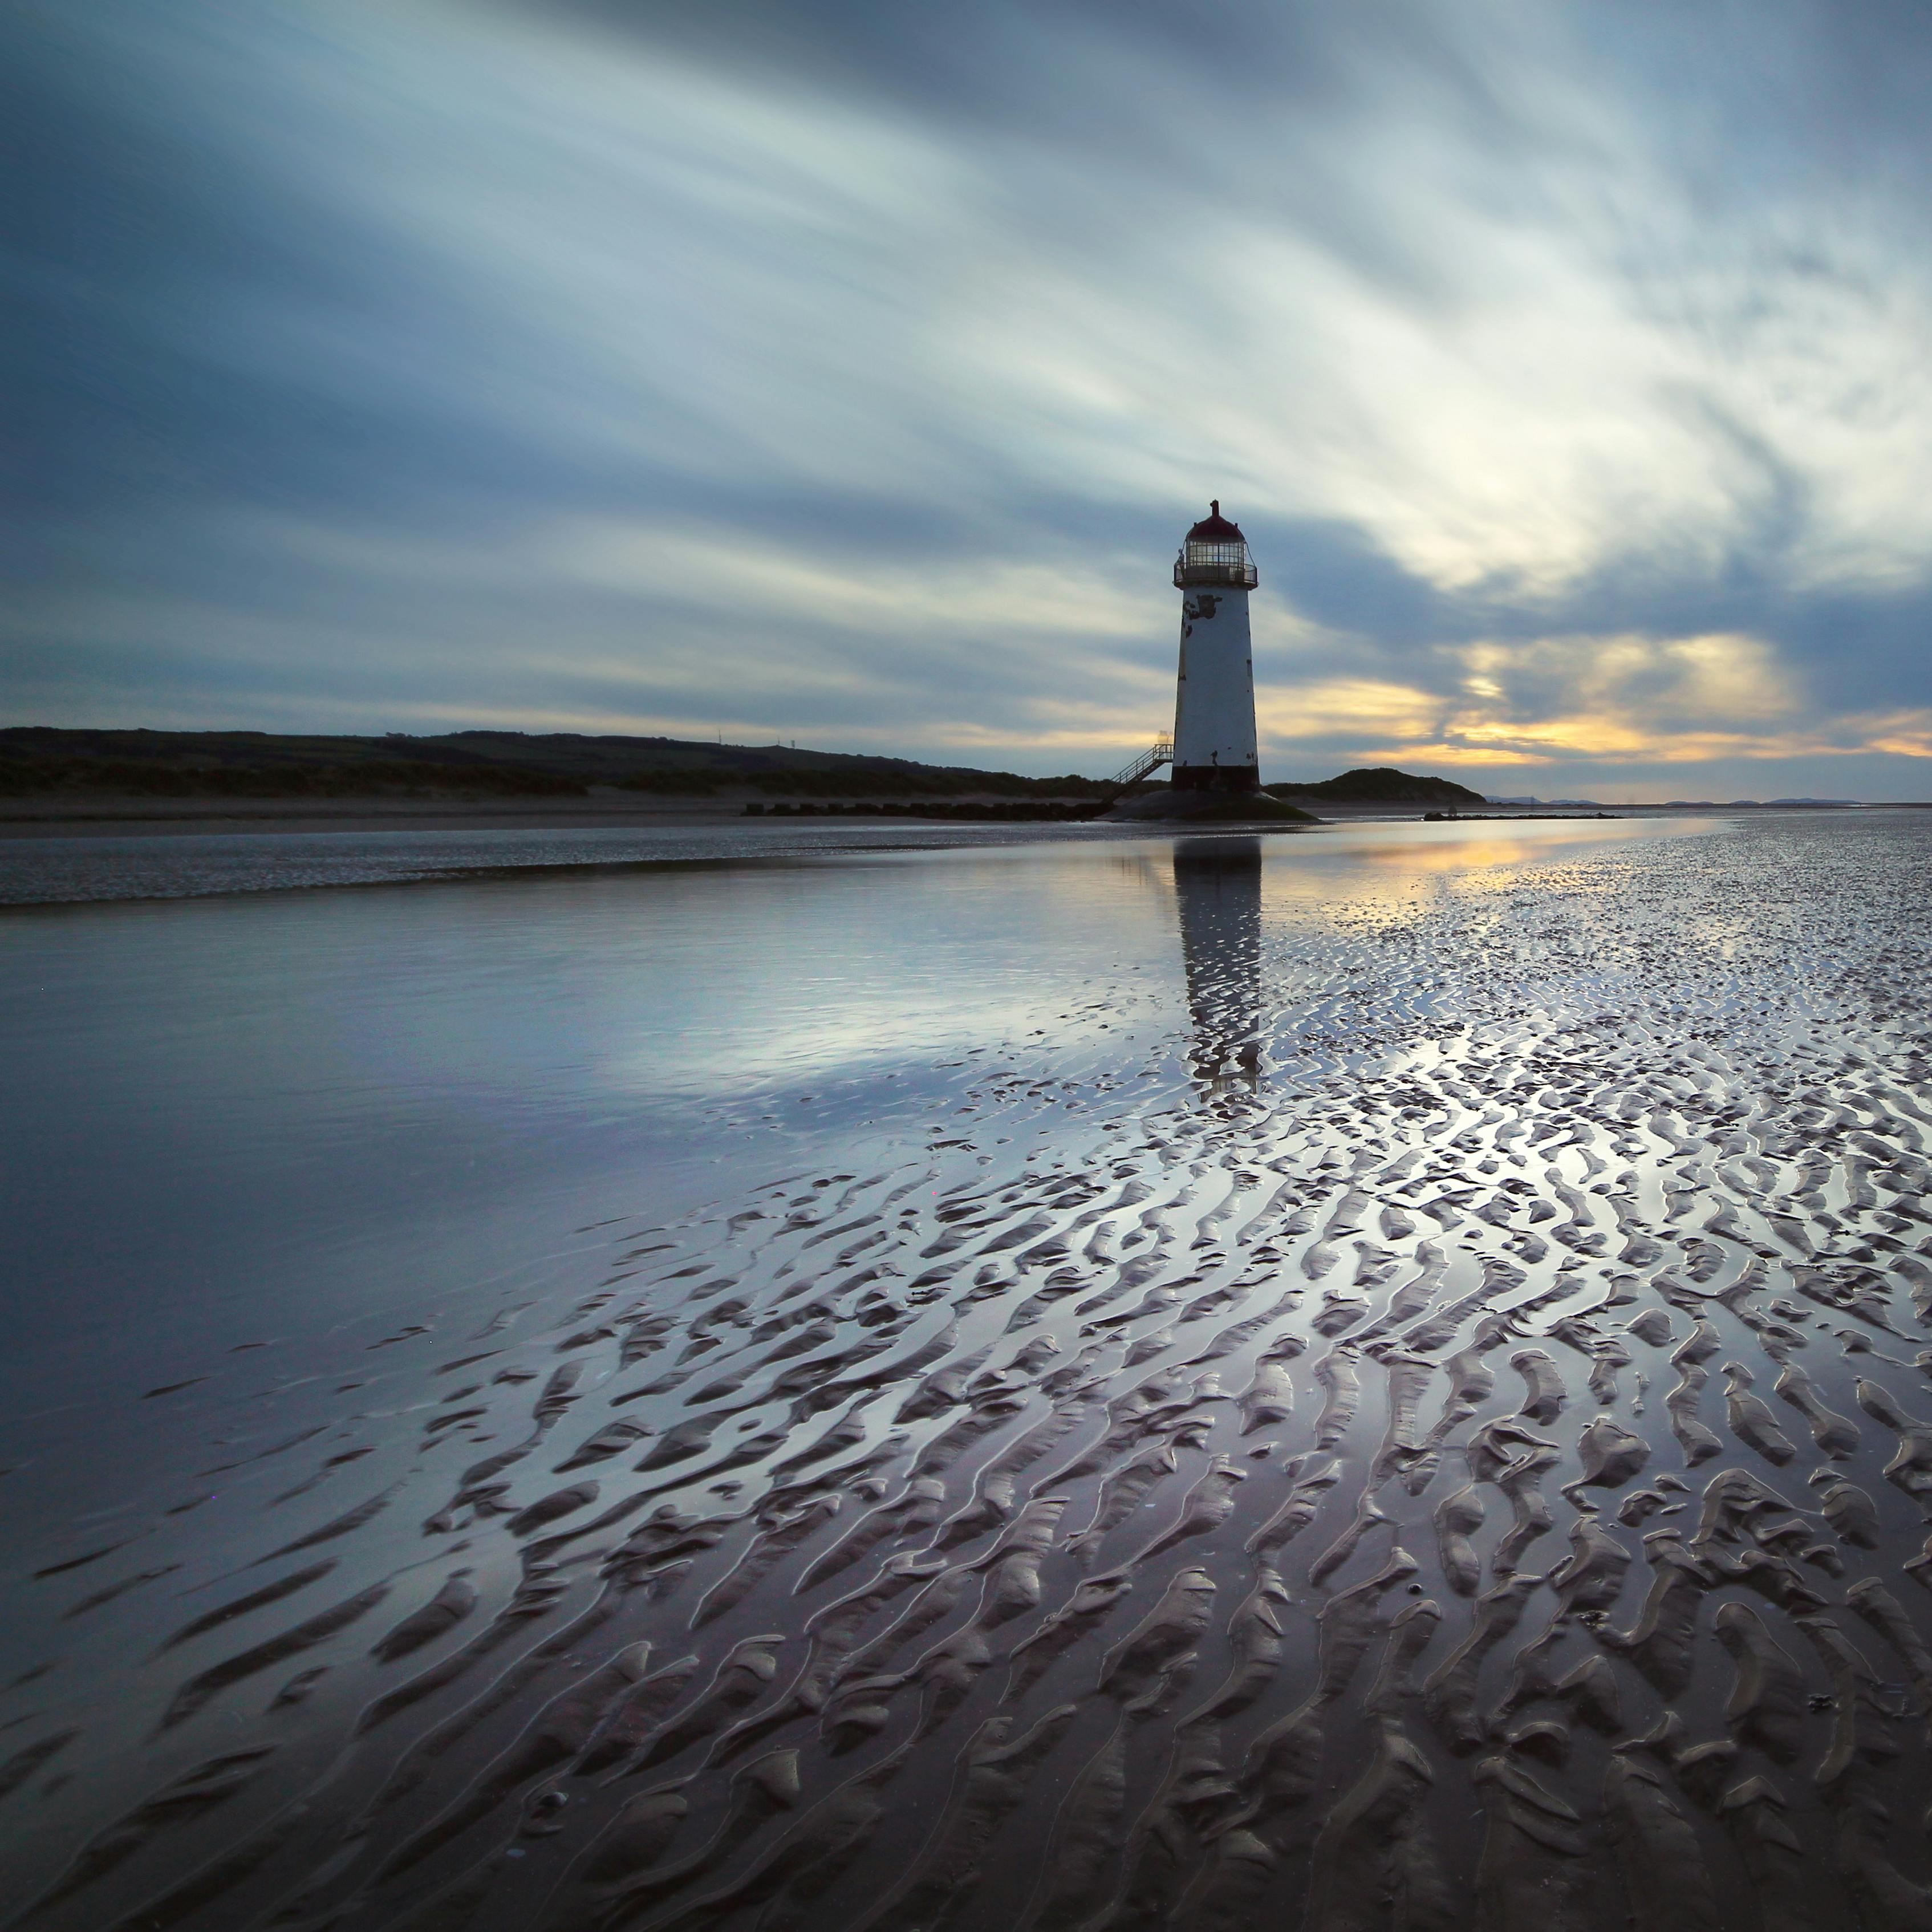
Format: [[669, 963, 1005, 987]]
[[1174, 541, 1257, 589]]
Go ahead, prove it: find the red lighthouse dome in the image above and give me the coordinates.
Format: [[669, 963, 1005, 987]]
[[1186, 501, 1244, 542]]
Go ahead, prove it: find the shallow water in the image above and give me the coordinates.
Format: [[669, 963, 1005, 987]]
[[0, 817, 1147, 906], [4, 810, 1931, 1931]]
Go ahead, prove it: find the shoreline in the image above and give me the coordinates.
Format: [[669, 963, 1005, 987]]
[[0, 792, 832, 840], [0, 810, 1726, 914], [0, 791, 1906, 844]]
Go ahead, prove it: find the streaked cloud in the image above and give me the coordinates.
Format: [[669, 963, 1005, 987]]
[[1261, 627, 1932, 773], [9, 0, 1932, 797]]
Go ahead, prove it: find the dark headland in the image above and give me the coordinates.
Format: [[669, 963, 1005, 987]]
[[1105, 765, 1492, 825], [0, 728, 1488, 835]]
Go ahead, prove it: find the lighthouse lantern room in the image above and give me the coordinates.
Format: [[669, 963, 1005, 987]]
[[1171, 502, 1259, 794]]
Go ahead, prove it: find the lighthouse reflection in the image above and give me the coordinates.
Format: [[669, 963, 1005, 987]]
[[1172, 837, 1265, 1098]]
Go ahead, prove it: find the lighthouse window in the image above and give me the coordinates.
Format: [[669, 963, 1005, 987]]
[[1174, 535, 1258, 589]]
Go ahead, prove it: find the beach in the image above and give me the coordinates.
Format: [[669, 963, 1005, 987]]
[[4, 808, 1931, 1931]]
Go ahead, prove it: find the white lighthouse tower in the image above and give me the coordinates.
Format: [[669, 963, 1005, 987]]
[[1171, 502, 1259, 796]]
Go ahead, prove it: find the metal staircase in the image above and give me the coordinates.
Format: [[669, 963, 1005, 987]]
[[1109, 737, 1173, 788]]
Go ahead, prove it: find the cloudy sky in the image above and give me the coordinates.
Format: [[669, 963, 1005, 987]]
[[10, 0, 1932, 797]]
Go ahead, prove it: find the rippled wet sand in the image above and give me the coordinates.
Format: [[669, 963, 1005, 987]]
[[6, 812, 1932, 1931]]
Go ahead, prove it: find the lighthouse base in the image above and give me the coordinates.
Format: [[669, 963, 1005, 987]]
[[1171, 764, 1259, 794], [1102, 786, 1317, 826]]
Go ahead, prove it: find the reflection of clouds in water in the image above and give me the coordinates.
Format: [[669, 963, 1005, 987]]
[[1174, 837, 1264, 1099], [1242, 819, 1727, 924], [592, 851, 1180, 1103], [614, 829, 1629, 1111], [1357, 836, 1539, 874]]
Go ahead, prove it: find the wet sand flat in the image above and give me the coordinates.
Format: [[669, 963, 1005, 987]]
[[3, 810, 1931, 1931]]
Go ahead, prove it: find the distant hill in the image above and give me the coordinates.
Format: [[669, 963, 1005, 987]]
[[0, 729, 1112, 802], [1264, 766, 1487, 805], [0, 732, 1498, 813]]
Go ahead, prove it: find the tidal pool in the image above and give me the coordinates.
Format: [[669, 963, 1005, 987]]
[[3, 810, 1929, 1932]]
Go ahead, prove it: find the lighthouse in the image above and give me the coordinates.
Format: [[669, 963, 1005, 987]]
[[1171, 502, 1259, 795]]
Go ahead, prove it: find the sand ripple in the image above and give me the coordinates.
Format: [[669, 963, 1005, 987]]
[[7, 815, 1932, 1930]]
